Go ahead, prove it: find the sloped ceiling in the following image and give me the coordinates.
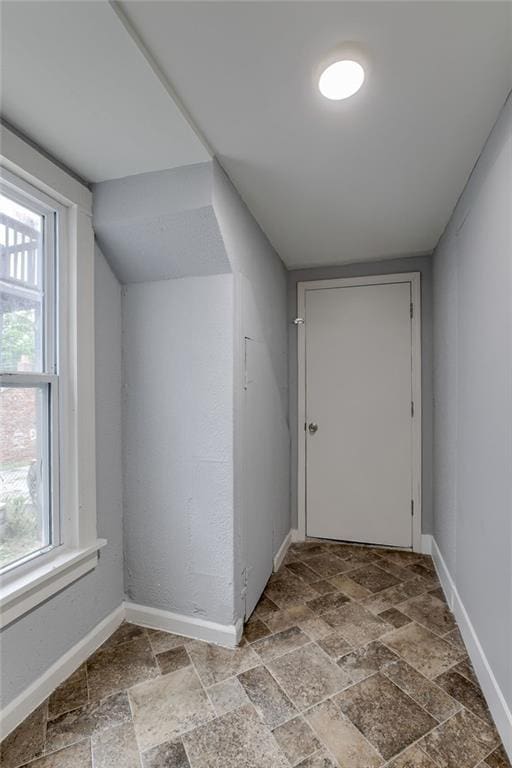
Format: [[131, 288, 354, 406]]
[[93, 163, 231, 283], [1, 1, 511, 267], [121, 1, 512, 267], [0, 1, 209, 182]]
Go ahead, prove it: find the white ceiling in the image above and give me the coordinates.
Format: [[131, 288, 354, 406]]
[[1, 2, 511, 267], [121, 1, 512, 268], [0, 1, 209, 183]]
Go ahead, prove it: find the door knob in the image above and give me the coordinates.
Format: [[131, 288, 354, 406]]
[[308, 422, 318, 434]]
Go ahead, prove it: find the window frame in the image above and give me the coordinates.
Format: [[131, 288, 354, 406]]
[[0, 172, 62, 576], [0, 127, 105, 628]]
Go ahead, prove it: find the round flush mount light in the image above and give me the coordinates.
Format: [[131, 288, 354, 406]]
[[318, 59, 365, 100]]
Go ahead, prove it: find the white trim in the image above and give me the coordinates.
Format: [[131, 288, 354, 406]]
[[409, 274, 422, 553], [0, 169, 63, 577], [421, 534, 433, 555], [0, 604, 123, 740], [0, 134, 99, 625], [431, 539, 455, 610], [0, 540, 106, 628], [67, 205, 97, 547], [124, 601, 243, 649], [291, 528, 304, 543], [273, 531, 292, 572], [431, 538, 512, 760], [296, 272, 422, 551], [0, 599, 244, 740], [0, 125, 91, 214]]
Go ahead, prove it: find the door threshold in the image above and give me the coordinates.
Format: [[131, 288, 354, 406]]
[[303, 535, 413, 552]]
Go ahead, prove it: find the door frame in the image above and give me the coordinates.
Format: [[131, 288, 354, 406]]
[[297, 272, 422, 552]]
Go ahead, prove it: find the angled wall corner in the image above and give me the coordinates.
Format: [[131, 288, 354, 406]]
[[211, 160, 290, 619], [93, 162, 231, 284], [92, 161, 238, 628], [92, 159, 290, 630]]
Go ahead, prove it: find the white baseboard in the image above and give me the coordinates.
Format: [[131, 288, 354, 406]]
[[124, 601, 243, 649], [431, 538, 512, 760], [1, 599, 243, 741], [420, 534, 433, 555], [273, 531, 292, 572], [290, 528, 304, 543], [430, 539, 455, 609], [0, 604, 124, 741]]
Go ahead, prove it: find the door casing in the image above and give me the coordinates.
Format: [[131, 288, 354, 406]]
[[296, 272, 422, 552]]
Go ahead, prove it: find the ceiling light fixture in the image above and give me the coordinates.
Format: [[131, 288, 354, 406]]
[[318, 59, 365, 100]]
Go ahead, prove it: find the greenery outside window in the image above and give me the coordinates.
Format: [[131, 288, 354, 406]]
[[0, 127, 104, 630], [0, 182, 59, 573]]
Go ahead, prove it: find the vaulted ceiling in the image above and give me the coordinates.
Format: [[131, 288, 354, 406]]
[[0, 1, 209, 182], [2, 1, 511, 267]]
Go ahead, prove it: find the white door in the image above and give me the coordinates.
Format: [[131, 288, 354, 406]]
[[304, 280, 415, 548]]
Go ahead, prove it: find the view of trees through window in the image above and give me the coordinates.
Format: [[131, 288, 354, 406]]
[[1, 306, 38, 372], [0, 190, 49, 570]]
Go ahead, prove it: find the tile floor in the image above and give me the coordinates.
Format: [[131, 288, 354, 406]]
[[1, 540, 510, 768]]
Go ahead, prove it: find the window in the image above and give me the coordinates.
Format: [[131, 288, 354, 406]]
[[0, 185, 59, 573], [0, 126, 104, 628]]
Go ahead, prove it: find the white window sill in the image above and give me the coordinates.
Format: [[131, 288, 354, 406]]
[[0, 539, 106, 628]]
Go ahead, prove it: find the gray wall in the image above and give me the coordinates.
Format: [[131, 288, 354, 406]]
[[122, 274, 236, 625], [287, 255, 433, 534], [433, 95, 512, 711], [94, 164, 229, 284], [0, 246, 124, 708], [212, 161, 290, 617], [95, 160, 290, 628]]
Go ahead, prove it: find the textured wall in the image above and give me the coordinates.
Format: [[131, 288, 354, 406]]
[[433, 94, 512, 711], [0, 246, 124, 707], [95, 160, 289, 628], [122, 274, 236, 625], [212, 161, 290, 618], [94, 165, 230, 284], [287, 255, 433, 534]]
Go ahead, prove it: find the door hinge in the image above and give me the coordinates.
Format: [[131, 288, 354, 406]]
[[294, 317, 305, 326], [410, 302, 414, 319], [411, 499, 414, 516], [411, 400, 415, 418]]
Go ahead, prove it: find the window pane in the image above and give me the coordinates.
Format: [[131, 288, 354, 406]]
[[0, 384, 51, 570], [0, 193, 44, 373]]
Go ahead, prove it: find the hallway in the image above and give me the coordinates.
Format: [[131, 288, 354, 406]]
[[1, 541, 508, 768]]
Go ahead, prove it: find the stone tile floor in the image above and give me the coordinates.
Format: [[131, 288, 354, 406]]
[[1, 540, 510, 768]]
